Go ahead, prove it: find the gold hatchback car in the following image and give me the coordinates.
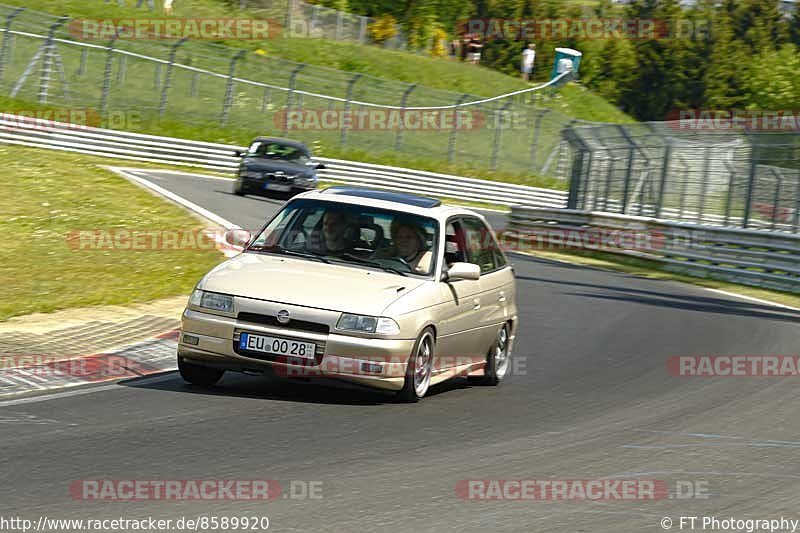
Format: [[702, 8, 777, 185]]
[[177, 187, 518, 402]]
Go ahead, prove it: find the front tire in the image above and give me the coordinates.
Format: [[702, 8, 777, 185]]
[[471, 324, 511, 386], [397, 328, 435, 403], [178, 358, 224, 387], [233, 179, 246, 196]]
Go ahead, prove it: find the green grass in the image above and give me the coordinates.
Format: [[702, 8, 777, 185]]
[[0, 0, 633, 184], [521, 248, 800, 309], [0, 145, 225, 321]]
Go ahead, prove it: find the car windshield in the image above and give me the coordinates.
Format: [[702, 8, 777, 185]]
[[247, 199, 439, 277], [246, 141, 310, 164]]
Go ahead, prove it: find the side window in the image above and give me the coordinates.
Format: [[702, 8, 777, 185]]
[[462, 218, 498, 274], [444, 220, 468, 267]]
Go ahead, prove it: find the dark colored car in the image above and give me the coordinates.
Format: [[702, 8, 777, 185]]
[[233, 137, 325, 197]]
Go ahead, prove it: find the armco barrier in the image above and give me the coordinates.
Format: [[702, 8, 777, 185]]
[[506, 207, 800, 294], [0, 113, 568, 209]]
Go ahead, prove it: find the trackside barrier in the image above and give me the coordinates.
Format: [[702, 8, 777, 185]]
[[506, 207, 800, 294], [0, 112, 569, 209]]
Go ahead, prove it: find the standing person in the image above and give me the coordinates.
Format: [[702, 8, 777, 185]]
[[468, 34, 483, 65], [521, 43, 536, 82], [459, 33, 469, 62]]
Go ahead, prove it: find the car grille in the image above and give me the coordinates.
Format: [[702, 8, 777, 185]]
[[237, 312, 330, 335]]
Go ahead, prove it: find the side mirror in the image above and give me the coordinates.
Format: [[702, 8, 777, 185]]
[[224, 228, 252, 248], [234, 150, 243, 158], [445, 262, 480, 281], [315, 163, 326, 170]]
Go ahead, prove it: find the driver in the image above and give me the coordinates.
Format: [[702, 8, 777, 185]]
[[315, 209, 353, 255], [390, 220, 431, 273]]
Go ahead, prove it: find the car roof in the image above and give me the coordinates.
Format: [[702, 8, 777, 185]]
[[250, 137, 309, 152], [296, 187, 483, 222]]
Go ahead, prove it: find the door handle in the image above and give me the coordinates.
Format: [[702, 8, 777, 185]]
[[499, 291, 507, 303], [472, 298, 481, 310]]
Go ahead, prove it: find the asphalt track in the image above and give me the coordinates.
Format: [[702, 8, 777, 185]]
[[2, 169, 800, 532]]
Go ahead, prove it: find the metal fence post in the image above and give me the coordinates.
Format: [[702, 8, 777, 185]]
[[769, 168, 783, 230], [697, 147, 712, 223], [158, 37, 187, 117], [655, 141, 672, 219], [616, 125, 636, 214], [99, 36, 117, 118], [0, 7, 24, 84], [38, 16, 68, 104], [220, 50, 245, 126], [490, 102, 513, 171], [395, 83, 416, 150], [310, 5, 320, 38], [742, 133, 759, 229], [283, 63, 306, 137], [723, 160, 736, 226], [447, 94, 470, 164], [529, 109, 549, 172], [358, 16, 367, 44], [336, 11, 344, 40], [792, 170, 800, 234], [340, 73, 362, 146], [285, 0, 294, 39], [563, 126, 589, 210]]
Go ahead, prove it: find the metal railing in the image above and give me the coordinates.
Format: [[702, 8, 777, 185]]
[[506, 206, 800, 294], [0, 4, 579, 179], [0, 111, 568, 209], [561, 122, 800, 233]]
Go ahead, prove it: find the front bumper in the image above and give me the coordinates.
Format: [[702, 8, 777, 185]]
[[238, 175, 317, 193], [179, 308, 415, 391]]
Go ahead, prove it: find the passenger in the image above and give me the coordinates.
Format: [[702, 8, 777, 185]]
[[390, 221, 432, 273]]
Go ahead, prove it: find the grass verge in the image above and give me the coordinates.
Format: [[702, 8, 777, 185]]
[[0, 145, 225, 321], [520, 248, 800, 309]]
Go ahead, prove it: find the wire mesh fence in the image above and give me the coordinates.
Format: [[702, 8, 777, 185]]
[[0, 4, 579, 179], [563, 122, 800, 233]]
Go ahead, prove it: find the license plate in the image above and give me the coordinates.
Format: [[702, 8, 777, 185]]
[[239, 333, 316, 359], [265, 183, 291, 192]]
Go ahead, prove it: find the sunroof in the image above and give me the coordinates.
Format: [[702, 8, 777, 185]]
[[324, 186, 442, 208]]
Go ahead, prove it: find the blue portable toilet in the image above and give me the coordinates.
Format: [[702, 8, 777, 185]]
[[551, 47, 582, 80]]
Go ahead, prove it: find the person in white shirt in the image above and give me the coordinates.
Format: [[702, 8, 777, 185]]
[[521, 43, 536, 82]]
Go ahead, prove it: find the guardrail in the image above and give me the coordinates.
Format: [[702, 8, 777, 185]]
[[506, 206, 800, 294], [0, 113, 569, 209]]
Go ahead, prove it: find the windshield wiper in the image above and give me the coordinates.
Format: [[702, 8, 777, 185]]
[[248, 246, 330, 264], [335, 254, 408, 277]]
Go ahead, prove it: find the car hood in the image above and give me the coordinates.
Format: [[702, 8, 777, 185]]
[[199, 253, 427, 316], [241, 159, 314, 176]]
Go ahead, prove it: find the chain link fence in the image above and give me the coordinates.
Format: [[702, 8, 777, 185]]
[[0, 4, 582, 179], [563, 122, 800, 233], [242, 0, 407, 49]]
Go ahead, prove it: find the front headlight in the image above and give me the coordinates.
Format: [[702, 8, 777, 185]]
[[189, 290, 234, 313], [337, 313, 400, 335]]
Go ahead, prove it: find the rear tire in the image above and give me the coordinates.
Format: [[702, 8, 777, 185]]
[[470, 324, 511, 387], [396, 328, 435, 403], [178, 358, 224, 387]]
